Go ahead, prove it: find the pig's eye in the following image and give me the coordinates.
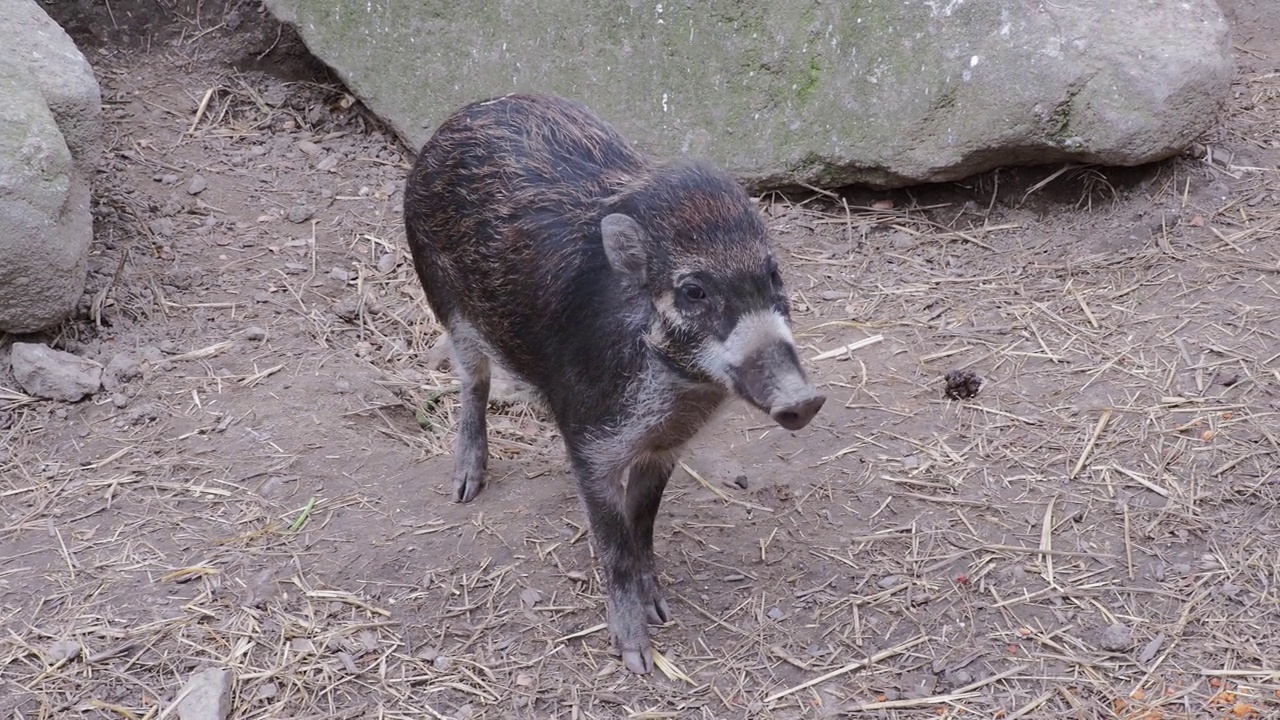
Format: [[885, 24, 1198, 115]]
[[680, 283, 708, 302]]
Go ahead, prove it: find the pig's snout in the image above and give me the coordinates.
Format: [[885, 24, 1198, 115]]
[[770, 391, 826, 431], [718, 311, 826, 431]]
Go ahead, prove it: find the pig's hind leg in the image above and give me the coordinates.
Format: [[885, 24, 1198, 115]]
[[447, 323, 491, 503]]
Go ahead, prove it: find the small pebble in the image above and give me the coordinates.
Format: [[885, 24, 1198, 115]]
[[329, 267, 352, 282], [432, 655, 452, 671], [187, 175, 207, 195], [733, 474, 749, 489], [1098, 623, 1133, 652], [766, 607, 786, 621], [376, 253, 397, 274], [244, 326, 267, 341], [147, 217, 175, 237], [112, 393, 130, 409], [1138, 633, 1165, 664], [287, 205, 314, 224], [175, 667, 232, 720], [46, 639, 81, 663], [877, 574, 902, 589], [334, 298, 360, 321]]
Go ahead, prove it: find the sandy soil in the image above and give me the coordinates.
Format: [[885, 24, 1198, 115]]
[[2, 1, 1278, 717]]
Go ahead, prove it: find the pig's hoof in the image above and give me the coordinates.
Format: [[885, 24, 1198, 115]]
[[452, 468, 485, 503], [609, 607, 655, 674], [621, 647, 654, 675]]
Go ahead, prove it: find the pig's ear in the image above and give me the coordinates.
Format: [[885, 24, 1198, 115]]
[[601, 213, 649, 284]]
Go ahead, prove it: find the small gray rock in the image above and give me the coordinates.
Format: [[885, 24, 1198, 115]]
[[901, 671, 937, 699], [103, 352, 141, 392], [1137, 632, 1166, 664], [10, 342, 102, 401], [286, 205, 314, 224], [334, 297, 359, 321], [1098, 623, 1133, 652], [244, 326, 267, 341], [45, 639, 81, 663], [187, 175, 207, 195], [877, 575, 902, 590], [766, 606, 786, 621], [175, 667, 233, 720], [148, 217, 175, 239], [329, 267, 351, 282], [111, 393, 129, 409], [376, 252, 397, 275]]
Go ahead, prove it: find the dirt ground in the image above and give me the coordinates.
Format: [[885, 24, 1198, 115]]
[[2, 1, 1278, 718]]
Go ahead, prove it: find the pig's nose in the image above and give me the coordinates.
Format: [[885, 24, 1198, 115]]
[[770, 393, 826, 431]]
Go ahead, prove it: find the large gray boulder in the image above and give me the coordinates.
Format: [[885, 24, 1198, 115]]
[[263, 0, 1233, 191], [0, 0, 102, 334]]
